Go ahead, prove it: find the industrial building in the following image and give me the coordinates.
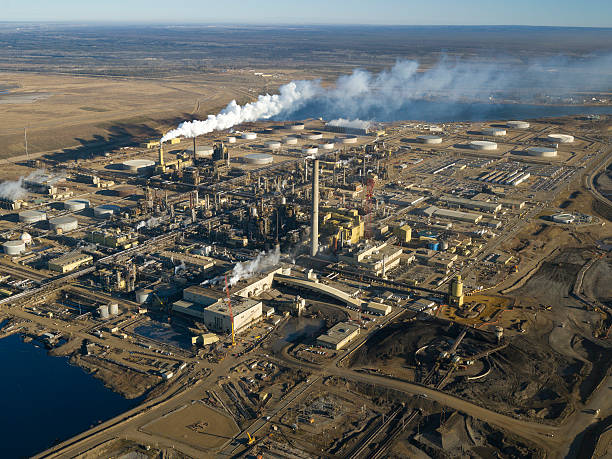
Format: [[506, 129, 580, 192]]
[[339, 241, 403, 277], [423, 206, 483, 224], [48, 252, 93, 273], [365, 301, 392, 316], [316, 322, 360, 350], [440, 196, 502, 214], [172, 295, 263, 334]]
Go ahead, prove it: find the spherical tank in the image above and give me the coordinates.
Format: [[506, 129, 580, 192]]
[[3, 240, 26, 255], [20, 232, 32, 245]]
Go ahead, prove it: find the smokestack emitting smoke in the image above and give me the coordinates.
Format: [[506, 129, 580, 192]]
[[161, 54, 612, 142], [311, 158, 319, 257]]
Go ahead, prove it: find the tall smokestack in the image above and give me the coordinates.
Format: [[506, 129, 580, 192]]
[[159, 143, 165, 167], [311, 158, 319, 257], [193, 137, 197, 162]]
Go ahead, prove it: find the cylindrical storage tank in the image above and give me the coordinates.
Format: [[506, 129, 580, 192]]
[[526, 146, 557, 157], [93, 204, 120, 219], [3, 240, 26, 255], [417, 135, 443, 144], [263, 128, 274, 135], [49, 216, 78, 233], [507, 120, 530, 129], [265, 141, 282, 151], [552, 213, 575, 224], [135, 288, 152, 304], [19, 210, 47, 223], [191, 145, 214, 159], [338, 135, 358, 144], [109, 303, 119, 315], [64, 199, 90, 211], [244, 153, 274, 165], [271, 125, 285, 134], [319, 142, 335, 150], [98, 305, 109, 319], [428, 241, 440, 251], [469, 140, 497, 151], [121, 159, 156, 174], [283, 136, 298, 145], [481, 128, 506, 136], [241, 132, 257, 140], [303, 132, 323, 140], [227, 136, 237, 144], [288, 123, 305, 131], [302, 145, 319, 155], [546, 133, 574, 143]]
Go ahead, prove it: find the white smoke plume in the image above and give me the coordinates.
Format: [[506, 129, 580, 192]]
[[0, 169, 47, 201], [228, 245, 281, 286], [161, 54, 612, 141], [327, 118, 371, 129]]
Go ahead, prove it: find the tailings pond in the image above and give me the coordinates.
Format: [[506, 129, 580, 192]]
[[0, 333, 139, 457]]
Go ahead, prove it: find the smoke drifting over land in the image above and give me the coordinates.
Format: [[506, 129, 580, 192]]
[[0, 170, 47, 201], [162, 54, 612, 142], [229, 245, 281, 286], [328, 118, 372, 129]]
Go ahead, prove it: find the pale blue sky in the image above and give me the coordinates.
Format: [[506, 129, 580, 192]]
[[1, 0, 611, 27]]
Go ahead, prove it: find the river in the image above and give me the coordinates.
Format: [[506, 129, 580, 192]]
[[0, 334, 140, 458]]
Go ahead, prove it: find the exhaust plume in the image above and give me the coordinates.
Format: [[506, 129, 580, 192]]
[[327, 118, 372, 129], [162, 54, 612, 142], [0, 169, 47, 201], [228, 245, 281, 286]]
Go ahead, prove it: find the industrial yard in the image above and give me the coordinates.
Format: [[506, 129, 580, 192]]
[[0, 103, 608, 459]]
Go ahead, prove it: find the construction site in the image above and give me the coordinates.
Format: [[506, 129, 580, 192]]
[[0, 109, 609, 459]]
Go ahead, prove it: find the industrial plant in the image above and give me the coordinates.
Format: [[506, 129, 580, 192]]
[[0, 110, 610, 459]]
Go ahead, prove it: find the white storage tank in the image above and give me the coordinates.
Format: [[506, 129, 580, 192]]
[[98, 305, 109, 319], [93, 204, 120, 219], [265, 141, 282, 150], [526, 146, 558, 157], [64, 199, 90, 211], [227, 136, 237, 144], [3, 240, 26, 255], [19, 210, 47, 223], [283, 136, 298, 145], [135, 288, 152, 304], [49, 216, 78, 233], [506, 120, 530, 129], [417, 135, 443, 144], [302, 145, 319, 155], [191, 145, 214, 159], [469, 140, 498, 151], [289, 123, 305, 131], [481, 128, 506, 136], [244, 153, 274, 165], [121, 159, 156, 173], [546, 133, 574, 143], [319, 142, 335, 150], [109, 303, 120, 315], [241, 132, 257, 140], [303, 132, 323, 140], [20, 232, 32, 245], [338, 135, 358, 144]]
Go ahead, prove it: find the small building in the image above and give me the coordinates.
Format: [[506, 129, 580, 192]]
[[48, 252, 93, 273], [316, 322, 360, 350], [394, 224, 412, 243], [365, 302, 392, 316]]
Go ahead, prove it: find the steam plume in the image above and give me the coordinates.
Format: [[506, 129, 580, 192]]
[[228, 245, 281, 286], [0, 169, 47, 201], [162, 54, 612, 142], [327, 118, 372, 129]]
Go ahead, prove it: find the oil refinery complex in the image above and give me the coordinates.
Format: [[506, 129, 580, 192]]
[[0, 113, 611, 459]]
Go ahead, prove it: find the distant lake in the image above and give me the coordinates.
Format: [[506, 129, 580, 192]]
[[279, 101, 612, 124], [0, 334, 140, 458]]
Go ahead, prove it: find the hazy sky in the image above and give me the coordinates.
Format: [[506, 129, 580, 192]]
[[2, 0, 611, 27]]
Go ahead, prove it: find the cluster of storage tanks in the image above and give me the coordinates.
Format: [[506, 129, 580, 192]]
[[2, 232, 32, 255], [98, 303, 120, 319], [478, 169, 531, 186]]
